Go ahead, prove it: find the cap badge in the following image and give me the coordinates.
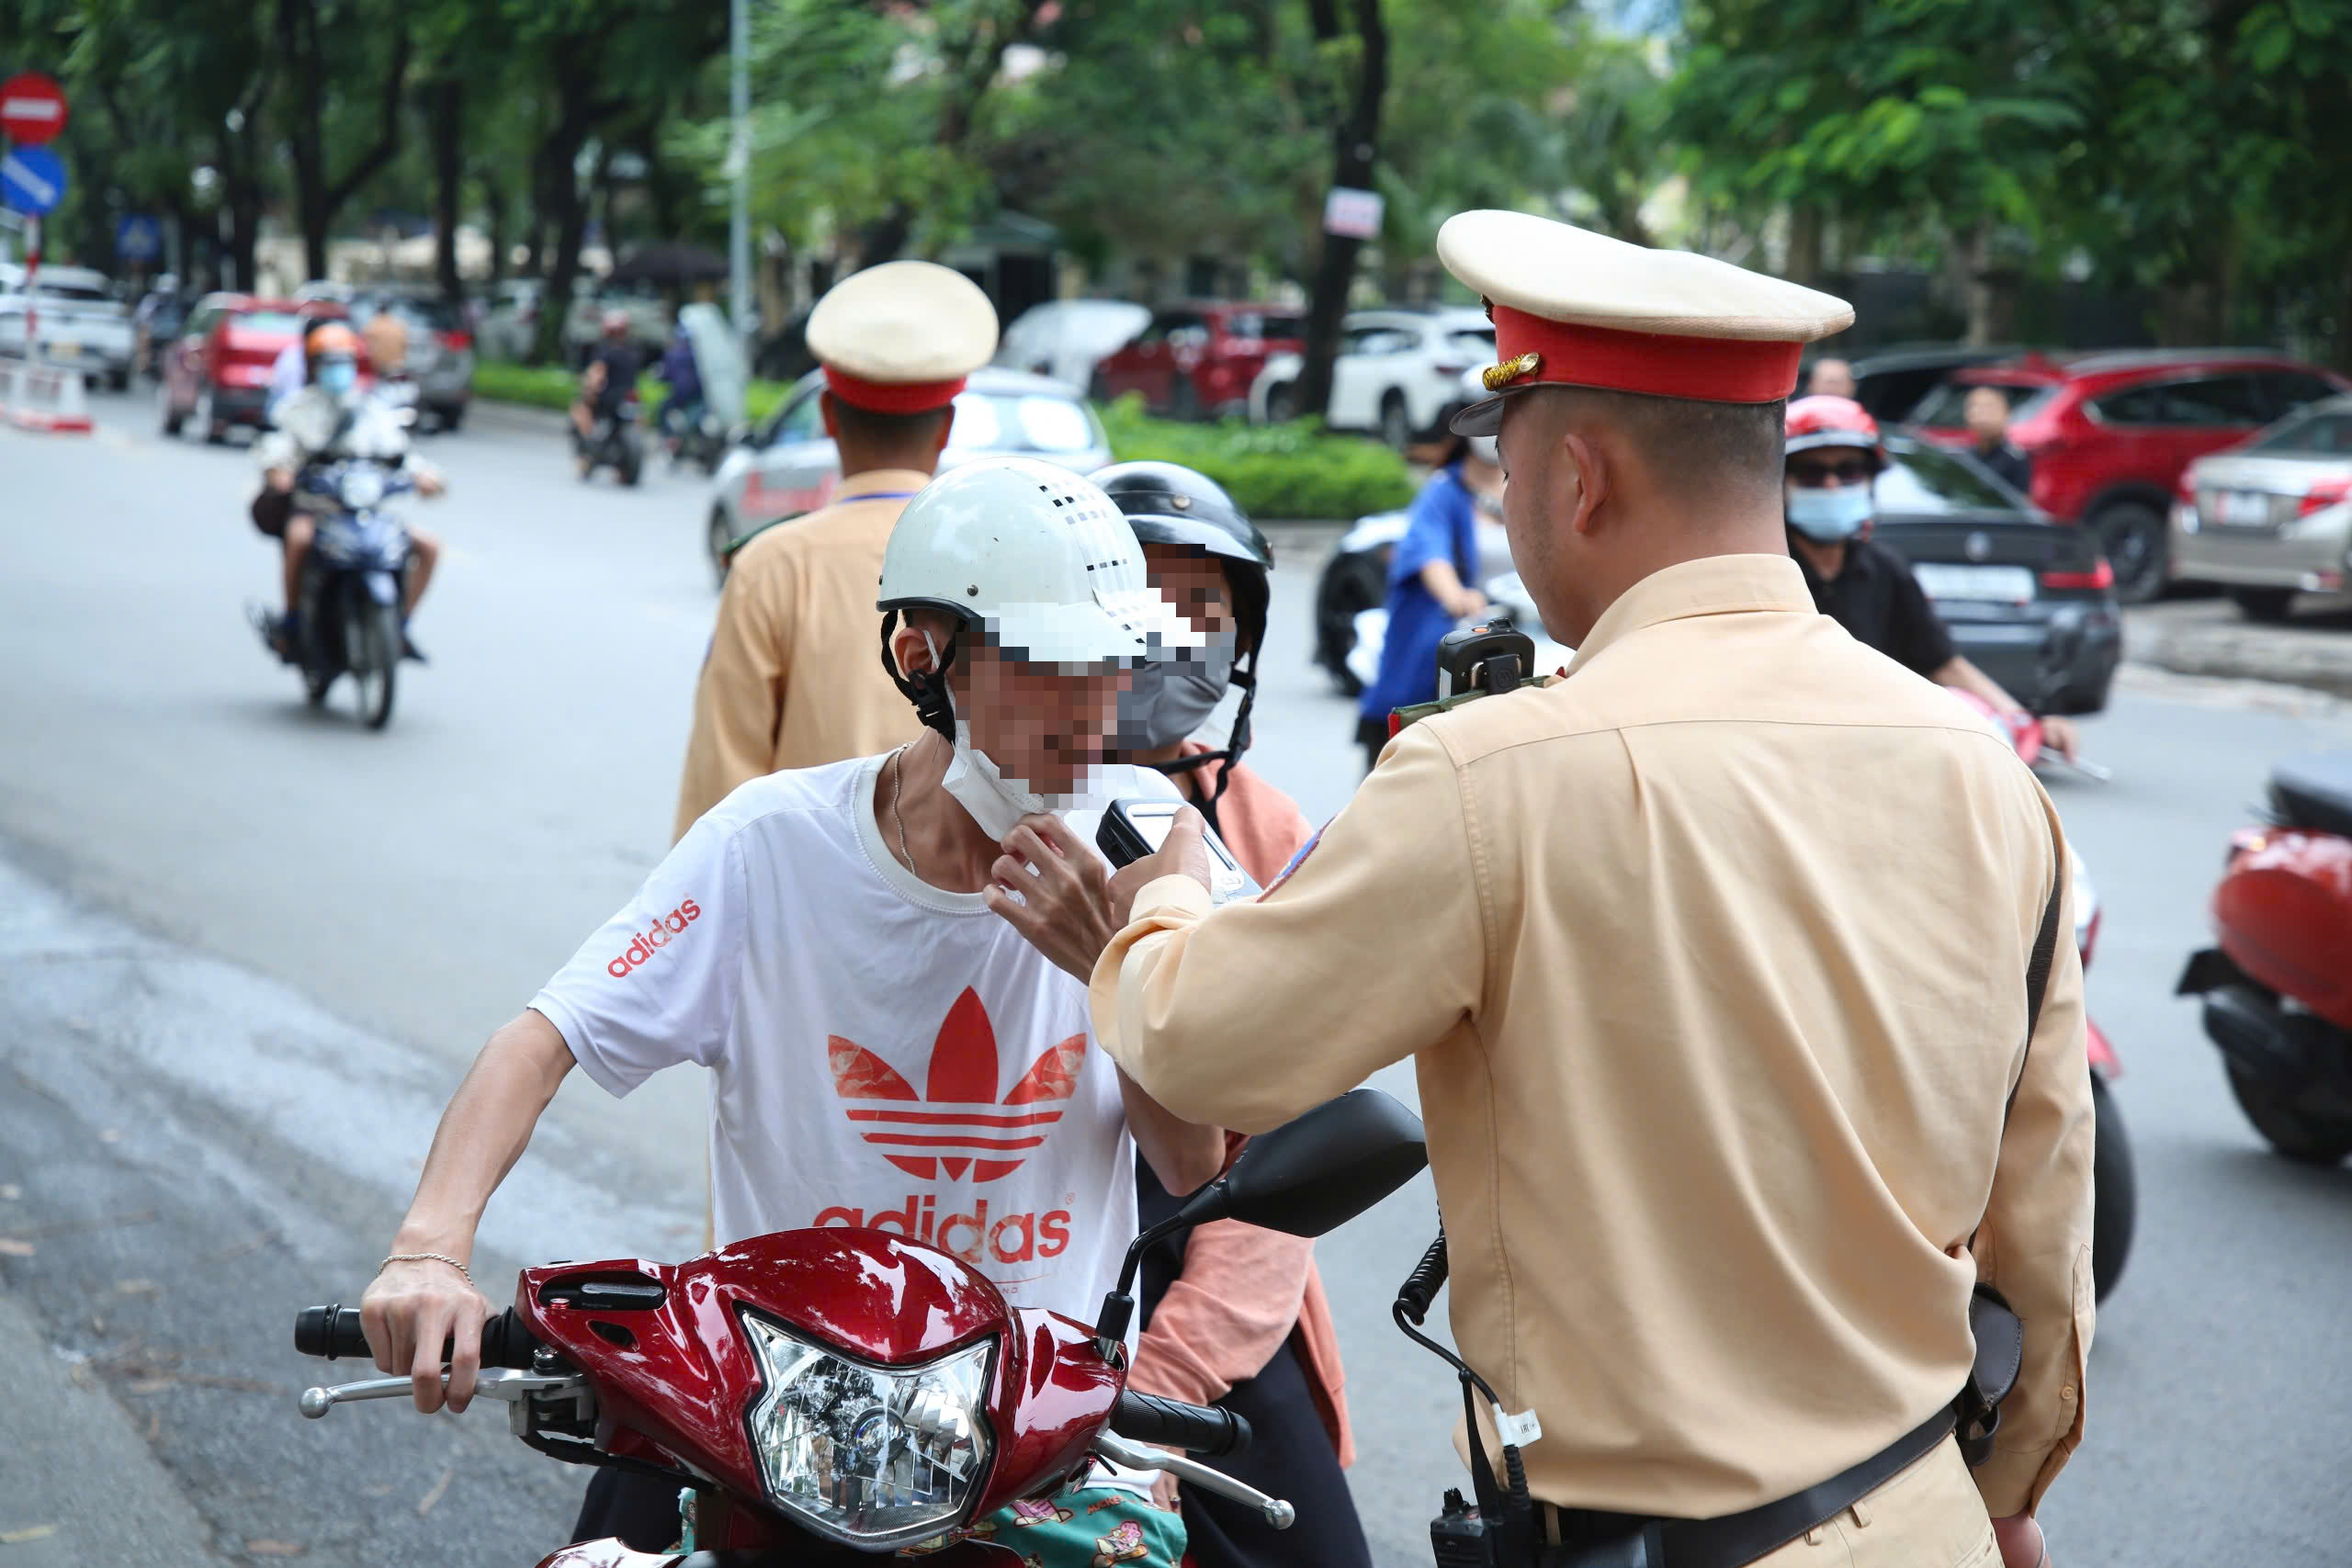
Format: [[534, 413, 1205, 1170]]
[[1483, 353, 1542, 392]]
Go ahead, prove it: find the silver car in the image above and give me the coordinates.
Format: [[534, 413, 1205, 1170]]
[[2170, 393, 2352, 620], [703, 367, 1114, 582]]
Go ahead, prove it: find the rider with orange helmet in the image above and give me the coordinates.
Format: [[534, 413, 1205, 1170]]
[[1782, 395, 2079, 760], [253, 318, 445, 660]]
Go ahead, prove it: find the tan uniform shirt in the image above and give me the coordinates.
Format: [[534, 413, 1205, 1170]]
[[673, 470, 933, 840], [1091, 553, 2094, 1520]]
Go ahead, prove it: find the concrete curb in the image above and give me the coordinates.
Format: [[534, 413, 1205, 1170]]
[[2126, 601, 2352, 700]]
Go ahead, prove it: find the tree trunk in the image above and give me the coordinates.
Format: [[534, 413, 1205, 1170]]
[[1785, 205, 1824, 288], [277, 0, 412, 284], [536, 137, 590, 366], [431, 76, 466, 302], [2335, 251, 2352, 374], [1294, 0, 1389, 423], [484, 179, 509, 286]]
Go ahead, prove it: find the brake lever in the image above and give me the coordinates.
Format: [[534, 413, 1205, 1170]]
[[298, 1366, 580, 1419], [1094, 1431, 1295, 1529]]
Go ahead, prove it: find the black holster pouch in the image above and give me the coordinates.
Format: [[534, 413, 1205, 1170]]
[[1959, 1285, 2024, 1467]]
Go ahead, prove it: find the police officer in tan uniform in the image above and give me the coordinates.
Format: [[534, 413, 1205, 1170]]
[[673, 261, 999, 839], [1019, 213, 2093, 1568]]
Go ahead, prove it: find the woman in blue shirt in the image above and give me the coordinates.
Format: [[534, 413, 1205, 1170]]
[[1353, 416, 1506, 769]]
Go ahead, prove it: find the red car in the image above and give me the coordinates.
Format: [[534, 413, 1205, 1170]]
[[1088, 301, 1305, 420], [1908, 350, 2348, 602], [158, 294, 365, 445]]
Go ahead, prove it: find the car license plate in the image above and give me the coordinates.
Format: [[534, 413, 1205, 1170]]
[[49, 340, 79, 359], [1913, 563, 2035, 604], [2212, 490, 2273, 527]]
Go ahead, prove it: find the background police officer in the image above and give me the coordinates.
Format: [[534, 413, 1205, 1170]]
[[673, 261, 998, 839], [1023, 211, 2094, 1568]]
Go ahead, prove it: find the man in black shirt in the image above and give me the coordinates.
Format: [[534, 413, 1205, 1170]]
[[571, 309, 645, 476], [1784, 395, 2080, 761], [1964, 384, 2035, 496]]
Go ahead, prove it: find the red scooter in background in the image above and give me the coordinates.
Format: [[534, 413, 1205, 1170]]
[[293, 1091, 1426, 1565], [1956, 693, 2134, 1301], [2177, 754, 2352, 1165]]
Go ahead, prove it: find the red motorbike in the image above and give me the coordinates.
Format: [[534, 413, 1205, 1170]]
[[2177, 753, 2352, 1164], [295, 1090, 1427, 1564], [1954, 693, 2134, 1301]]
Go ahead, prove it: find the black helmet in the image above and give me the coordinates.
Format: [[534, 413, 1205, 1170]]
[[1091, 461, 1271, 659], [1091, 460, 1272, 818]]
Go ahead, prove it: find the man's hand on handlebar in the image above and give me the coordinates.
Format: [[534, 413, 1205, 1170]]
[[360, 1257, 495, 1415], [2038, 714, 2081, 764]]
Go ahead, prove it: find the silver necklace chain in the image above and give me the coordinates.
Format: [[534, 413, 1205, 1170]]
[[888, 746, 916, 876]]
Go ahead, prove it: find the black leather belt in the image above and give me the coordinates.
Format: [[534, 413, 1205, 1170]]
[[1538, 1405, 1960, 1568]]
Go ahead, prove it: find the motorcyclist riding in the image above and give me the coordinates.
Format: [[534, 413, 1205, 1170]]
[[252, 321, 444, 660], [654, 318, 705, 457], [571, 307, 643, 478], [1782, 394, 2082, 761]]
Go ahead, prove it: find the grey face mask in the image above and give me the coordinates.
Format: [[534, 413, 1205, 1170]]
[[1117, 635, 1235, 751]]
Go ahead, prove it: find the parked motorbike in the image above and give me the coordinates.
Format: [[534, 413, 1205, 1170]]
[[2177, 753, 2352, 1165], [248, 396, 422, 731], [1342, 570, 1574, 698], [1951, 691, 2132, 1300], [295, 1090, 1430, 1564], [580, 390, 645, 487]]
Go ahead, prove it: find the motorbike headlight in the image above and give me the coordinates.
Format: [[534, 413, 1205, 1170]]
[[741, 1315, 993, 1548], [338, 467, 387, 511]]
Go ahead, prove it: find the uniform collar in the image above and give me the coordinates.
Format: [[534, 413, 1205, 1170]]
[[837, 468, 937, 502], [1567, 553, 1815, 671]]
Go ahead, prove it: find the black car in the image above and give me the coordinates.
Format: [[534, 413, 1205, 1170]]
[[1872, 434, 2121, 715]]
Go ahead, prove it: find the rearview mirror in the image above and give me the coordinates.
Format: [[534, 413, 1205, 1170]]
[[1179, 1088, 1429, 1237], [1092, 1089, 1426, 1348]]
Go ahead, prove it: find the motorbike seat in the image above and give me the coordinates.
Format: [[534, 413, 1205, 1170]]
[[2269, 752, 2352, 840]]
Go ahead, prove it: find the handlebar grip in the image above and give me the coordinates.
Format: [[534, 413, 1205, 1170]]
[[293, 1305, 540, 1370], [1112, 1391, 1252, 1458]]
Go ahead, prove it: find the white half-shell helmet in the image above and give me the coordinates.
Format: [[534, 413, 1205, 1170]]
[[878, 457, 1201, 668]]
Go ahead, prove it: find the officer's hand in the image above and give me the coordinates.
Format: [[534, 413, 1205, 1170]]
[[2038, 715, 2081, 765], [359, 1258, 494, 1415], [1992, 1513, 2048, 1568], [986, 814, 1114, 983], [1107, 805, 1216, 929]]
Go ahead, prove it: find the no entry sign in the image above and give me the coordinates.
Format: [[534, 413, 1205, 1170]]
[[1, 73, 68, 147]]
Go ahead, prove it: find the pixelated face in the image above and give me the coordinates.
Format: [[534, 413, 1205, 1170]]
[[960, 638, 1127, 795], [1139, 543, 1232, 639]]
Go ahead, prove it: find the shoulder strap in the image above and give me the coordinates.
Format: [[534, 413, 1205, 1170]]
[[2008, 809, 2066, 1116]]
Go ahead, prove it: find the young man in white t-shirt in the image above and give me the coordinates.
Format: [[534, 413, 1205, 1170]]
[[360, 457, 1224, 1562]]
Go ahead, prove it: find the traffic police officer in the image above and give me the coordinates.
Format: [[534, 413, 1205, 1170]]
[[673, 260, 999, 839], [1035, 212, 2094, 1568]]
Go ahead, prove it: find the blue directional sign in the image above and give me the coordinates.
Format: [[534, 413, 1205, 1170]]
[[0, 145, 66, 217], [116, 213, 163, 263]]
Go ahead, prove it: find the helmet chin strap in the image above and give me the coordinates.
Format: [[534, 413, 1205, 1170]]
[[1138, 654, 1257, 836], [878, 610, 959, 740]]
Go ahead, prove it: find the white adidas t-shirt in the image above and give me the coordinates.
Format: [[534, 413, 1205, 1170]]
[[531, 753, 1137, 1321]]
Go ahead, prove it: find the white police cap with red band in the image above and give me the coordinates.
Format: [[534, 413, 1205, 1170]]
[[1437, 210, 1854, 436]]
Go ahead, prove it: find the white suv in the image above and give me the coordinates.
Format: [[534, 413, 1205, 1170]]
[[1249, 307, 1496, 446]]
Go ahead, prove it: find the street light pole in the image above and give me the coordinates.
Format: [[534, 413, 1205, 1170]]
[[728, 0, 752, 363]]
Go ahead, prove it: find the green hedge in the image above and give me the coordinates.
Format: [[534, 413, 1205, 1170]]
[[473, 361, 792, 422], [473, 373, 1410, 521], [1097, 395, 1414, 521]]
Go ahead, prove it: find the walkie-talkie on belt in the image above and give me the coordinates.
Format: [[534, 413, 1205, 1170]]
[[1387, 613, 1551, 739]]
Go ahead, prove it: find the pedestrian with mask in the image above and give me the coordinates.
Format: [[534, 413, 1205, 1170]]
[[1354, 371, 1506, 772], [1073, 460, 1372, 1568]]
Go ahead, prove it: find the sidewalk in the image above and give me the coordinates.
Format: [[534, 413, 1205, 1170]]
[[2126, 598, 2352, 699], [0, 1287, 225, 1566]]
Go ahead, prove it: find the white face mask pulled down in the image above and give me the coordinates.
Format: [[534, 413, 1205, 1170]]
[[924, 632, 1167, 842]]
